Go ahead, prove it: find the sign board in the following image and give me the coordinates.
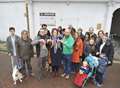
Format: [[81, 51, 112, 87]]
[[39, 12, 56, 26]]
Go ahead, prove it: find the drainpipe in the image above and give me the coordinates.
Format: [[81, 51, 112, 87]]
[[25, 0, 30, 36]]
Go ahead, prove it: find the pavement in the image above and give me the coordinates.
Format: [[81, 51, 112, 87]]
[[0, 53, 120, 88]]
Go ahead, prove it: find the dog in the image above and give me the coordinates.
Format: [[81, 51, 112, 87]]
[[45, 61, 52, 72], [12, 66, 23, 85]]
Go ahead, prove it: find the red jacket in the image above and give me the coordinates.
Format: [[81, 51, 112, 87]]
[[72, 37, 83, 63]]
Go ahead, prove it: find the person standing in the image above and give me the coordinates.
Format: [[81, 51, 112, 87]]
[[19, 30, 34, 76], [72, 32, 83, 73], [35, 28, 50, 58], [41, 24, 51, 37], [32, 29, 49, 80], [77, 28, 85, 41], [50, 28, 62, 77], [96, 30, 104, 52], [37, 39, 48, 80], [87, 27, 97, 40], [61, 28, 75, 79], [6, 27, 20, 70]]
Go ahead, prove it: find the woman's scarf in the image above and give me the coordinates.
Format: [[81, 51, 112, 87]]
[[51, 36, 58, 54]]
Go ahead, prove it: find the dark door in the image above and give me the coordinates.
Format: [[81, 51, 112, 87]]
[[110, 8, 120, 36], [110, 8, 120, 60]]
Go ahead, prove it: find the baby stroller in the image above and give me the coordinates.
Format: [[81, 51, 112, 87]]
[[74, 55, 99, 88]]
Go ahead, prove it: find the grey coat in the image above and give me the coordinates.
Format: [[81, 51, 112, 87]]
[[6, 35, 20, 56], [19, 38, 34, 60]]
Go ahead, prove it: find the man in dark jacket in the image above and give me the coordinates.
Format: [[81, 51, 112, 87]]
[[36, 29, 50, 57], [41, 24, 51, 37]]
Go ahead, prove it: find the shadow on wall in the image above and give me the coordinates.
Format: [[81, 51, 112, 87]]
[[111, 35, 120, 60]]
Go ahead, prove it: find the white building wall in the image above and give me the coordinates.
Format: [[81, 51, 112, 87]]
[[0, 0, 120, 40], [32, 2, 107, 35], [0, 2, 26, 40]]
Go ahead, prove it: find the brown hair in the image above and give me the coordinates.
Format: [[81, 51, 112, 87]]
[[51, 28, 59, 35], [21, 30, 29, 39], [98, 30, 104, 36]]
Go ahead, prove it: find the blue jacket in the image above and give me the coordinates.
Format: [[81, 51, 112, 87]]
[[85, 55, 99, 68]]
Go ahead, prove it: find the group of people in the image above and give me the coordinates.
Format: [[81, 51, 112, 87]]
[[6, 24, 114, 87]]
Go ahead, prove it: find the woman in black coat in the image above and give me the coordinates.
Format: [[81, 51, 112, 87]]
[[98, 35, 114, 66]]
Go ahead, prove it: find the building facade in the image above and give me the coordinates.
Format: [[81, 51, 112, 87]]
[[0, 0, 120, 40]]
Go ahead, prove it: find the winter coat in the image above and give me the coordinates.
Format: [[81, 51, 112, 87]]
[[84, 43, 97, 57], [50, 36, 62, 66], [19, 38, 34, 60], [100, 39, 114, 62], [72, 37, 83, 63], [62, 35, 75, 55], [6, 35, 20, 56]]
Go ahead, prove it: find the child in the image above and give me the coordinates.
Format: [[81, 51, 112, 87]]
[[79, 61, 90, 74], [74, 60, 90, 87], [95, 54, 108, 87], [74, 50, 99, 87], [37, 39, 48, 80], [32, 38, 48, 80]]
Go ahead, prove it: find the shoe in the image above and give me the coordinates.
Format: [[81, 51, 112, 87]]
[[71, 71, 75, 74], [65, 75, 70, 80], [61, 73, 66, 77], [96, 83, 103, 87]]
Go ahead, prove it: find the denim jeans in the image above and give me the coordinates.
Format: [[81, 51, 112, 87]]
[[63, 54, 72, 75], [95, 71, 104, 84], [72, 62, 80, 73], [22, 58, 32, 75]]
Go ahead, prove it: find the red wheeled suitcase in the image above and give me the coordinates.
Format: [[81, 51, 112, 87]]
[[73, 73, 88, 87]]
